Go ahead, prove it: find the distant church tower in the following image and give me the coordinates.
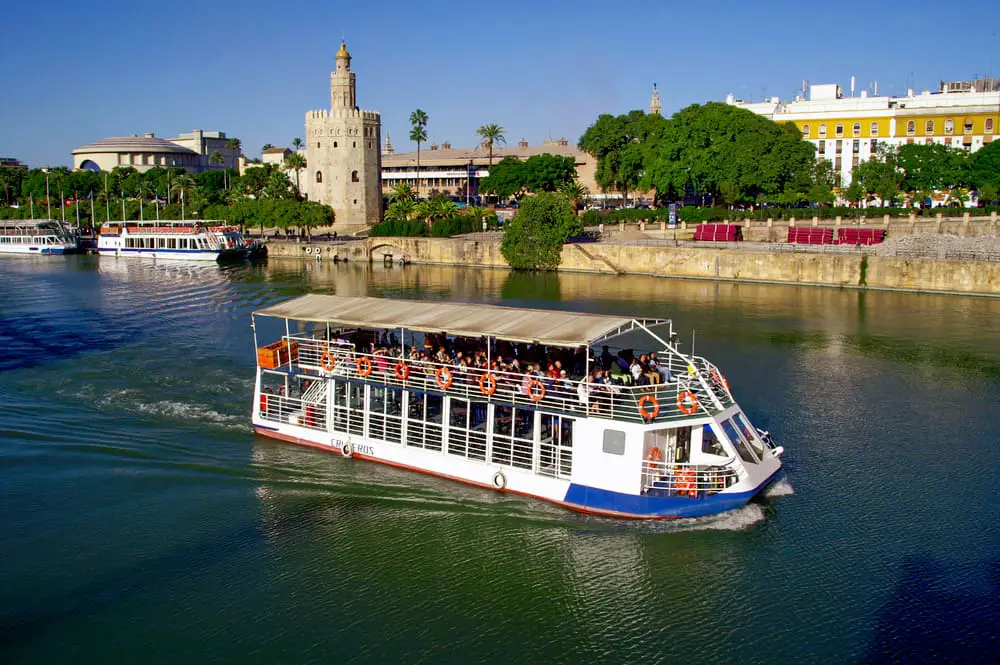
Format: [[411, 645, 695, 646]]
[[302, 42, 382, 227], [383, 132, 394, 155], [649, 83, 662, 116]]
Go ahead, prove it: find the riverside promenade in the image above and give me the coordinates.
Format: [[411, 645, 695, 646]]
[[265, 228, 1000, 297]]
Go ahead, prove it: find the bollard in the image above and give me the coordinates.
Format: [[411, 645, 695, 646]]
[[835, 215, 841, 226], [619, 222, 625, 232], [789, 217, 796, 227], [963, 212, 970, 223], [639, 221, 645, 231], [812, 216, 819, 226], [767, 218, 773, 227]]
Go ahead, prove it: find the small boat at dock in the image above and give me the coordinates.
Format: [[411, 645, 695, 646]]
[[0, 219, 77, 255], [250, 295, 784, 519], [97, 220, 248, 261]]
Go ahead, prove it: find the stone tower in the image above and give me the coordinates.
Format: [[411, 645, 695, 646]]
[[649, 83, 662, 116], [303, 42, 382, 227]]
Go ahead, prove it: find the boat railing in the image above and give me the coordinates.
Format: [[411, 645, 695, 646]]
[[641, 458, 742, 497], [258, 390, 327, 432], [263, 334, 733, 424]]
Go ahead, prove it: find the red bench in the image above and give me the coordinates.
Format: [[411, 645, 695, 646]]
[[787, 227, 834, 244], [836, 228, 886, 245], [694, 223, 743, 241]]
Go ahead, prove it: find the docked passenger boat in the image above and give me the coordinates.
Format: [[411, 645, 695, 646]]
[[0, 219, 77, 255], [250, 295, 784, 519], [97, 220, 247, 261]]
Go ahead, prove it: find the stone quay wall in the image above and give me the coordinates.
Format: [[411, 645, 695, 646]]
[[266, 237, 1000, 296]]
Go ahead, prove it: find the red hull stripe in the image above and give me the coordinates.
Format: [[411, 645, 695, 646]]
[[252, 427, 677, 520]]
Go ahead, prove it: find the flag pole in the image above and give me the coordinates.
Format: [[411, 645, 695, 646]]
[[75, 192, 80, 228], [46, 172, 51, 219], [60, 190, 66, 223]]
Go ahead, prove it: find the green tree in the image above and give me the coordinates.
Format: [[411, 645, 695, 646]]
[[971, 140, 1000, 192], [284, 152, 307, 196], [500, 192, 582, 270], [225, 138, 242, 189], [414, 196, 457, 224], [979, 182, 998, 205], [522, 154, 576, 193], [386, 198, 416, 222], [478, 157, 524, 200], [476, 123, 506, 168], [388, 182, 416, 203], [855, 146, 903, 205], [409, 109, 428, 197], [172, 173, 195, 204], [844, 179, 865, 207], [579, 110, 670, 202], [261, 143, 274, 152], [558, 180, 590, 209], [896, 143, 970, 192]]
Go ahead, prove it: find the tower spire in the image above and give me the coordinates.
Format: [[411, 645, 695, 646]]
[[649, 83, 662, 116], [383, 132, 394, 155]]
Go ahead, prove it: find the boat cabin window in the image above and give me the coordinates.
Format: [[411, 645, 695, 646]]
[[644, 427, 691, 463], [602, 429, 626, 456], [406, 391, 443, 451], [447, 398, 488, 462], [722, 418, 759, 464], [539, 414, 573, 479], [701, 425, 726, 457], [735, 413, 765, 458], [492, 406, 534, 469]]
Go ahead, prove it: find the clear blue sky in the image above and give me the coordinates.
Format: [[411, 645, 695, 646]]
[[3, 0, 997, 167]]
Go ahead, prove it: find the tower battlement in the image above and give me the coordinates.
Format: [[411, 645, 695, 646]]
[[306, 108, 381, 122]]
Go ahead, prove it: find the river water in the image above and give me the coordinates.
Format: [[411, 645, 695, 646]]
[[1, 256, 998, 664]]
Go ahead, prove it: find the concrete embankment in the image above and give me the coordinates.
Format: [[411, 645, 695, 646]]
[[266, 237, 1000, 296]]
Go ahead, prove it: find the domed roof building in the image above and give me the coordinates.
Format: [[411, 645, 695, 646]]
[[72, 130, 241, 173]]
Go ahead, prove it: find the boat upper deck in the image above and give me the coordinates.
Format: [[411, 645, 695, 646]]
[[253, 295, 736, 425]]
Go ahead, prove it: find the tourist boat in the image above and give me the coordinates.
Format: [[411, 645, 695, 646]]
[[250, 295, 784, 519], [97, 220, 248, 261], [0, 219, 77, 255]]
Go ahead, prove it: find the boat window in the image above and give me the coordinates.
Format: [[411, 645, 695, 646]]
[[492, 406, 534, 469], [735, 413, 765, 457], [368, 386, 403, 443], [405, 391, 443, 451], [539, 414, 573, 479], [701, 425, 726, 457], [602, 429, 626, 456], [722, 418, 758, 464]]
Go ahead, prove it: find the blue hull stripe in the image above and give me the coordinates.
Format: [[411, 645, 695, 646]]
[[563, 468, 782, 518]]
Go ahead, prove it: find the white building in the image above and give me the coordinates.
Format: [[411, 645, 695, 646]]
[[72, 130, 242, 174], [301, 42, 382, 228], [728, 77, 1000, 185]]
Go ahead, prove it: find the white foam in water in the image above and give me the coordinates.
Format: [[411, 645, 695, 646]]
[[610, 502, 767, 533], [133, 400, 248, 431], [763, 477, 795, 497]]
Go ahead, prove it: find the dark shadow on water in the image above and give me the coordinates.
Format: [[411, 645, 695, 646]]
[[501, 270, 562, 303], [0, 309, 142, 374], [863, 556, 999, 664]]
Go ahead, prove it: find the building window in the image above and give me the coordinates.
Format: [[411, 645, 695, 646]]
[[871, 139, 878, 152], [986, 118, 994, 134], [333, 141, 338, 148], [852, 123, 861, 137], [853, 140, 860, 153], [352, 141, 356, 148], [944, 119, 954, 134], [602, 429, 626, 456], [835, 123, 844, 136], [819, 124, 827, 138], [906, 120, 916, 135], [351, 170, 359, 182], [802, 124, 810, 137], [316, 142, 320, 148], [925, 120, 934, 135], [964, 120, 974, 134], [818, 140, 826, 153], [316, 171, 323, 183], [870, 122, 879, 137]]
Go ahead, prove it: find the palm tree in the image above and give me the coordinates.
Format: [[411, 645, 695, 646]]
[[386, 199, 416, 222], [415, 196, 457, 225], [292, 137, 304, 151], [224, 138, 241, 190], [172, 174, 196, 204], [409, 109, 428, 199], [388, 182, 416, 203], [284, 152, 307, 197], [559, 180, 590, 210], [476, 123, 506, 168], [261, 143, 274, 151]]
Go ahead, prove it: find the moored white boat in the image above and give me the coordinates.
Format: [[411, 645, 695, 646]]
[[0, 219, 77, 255], [97, 220, 247, 261], [250, 295, 785, 519]]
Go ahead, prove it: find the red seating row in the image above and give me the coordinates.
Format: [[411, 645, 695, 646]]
[[787, 227, 834, 244], [835, 228, 887, 245], [694, 224, 743, 241]]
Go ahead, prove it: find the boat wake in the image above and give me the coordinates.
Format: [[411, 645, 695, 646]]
[[130, 398, 248, 432], [763, 477, 795, 497]]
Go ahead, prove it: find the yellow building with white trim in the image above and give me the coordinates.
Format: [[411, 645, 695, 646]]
[[729, 79, 1000, 186]]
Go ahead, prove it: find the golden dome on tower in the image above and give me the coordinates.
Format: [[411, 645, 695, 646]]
[[336, 41, 350, 58]]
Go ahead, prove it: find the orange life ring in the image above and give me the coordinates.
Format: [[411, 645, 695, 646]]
[[528, 379, 546, 402], [479, 373, 497, 396], [710, 369, 731, 393], [356, 356, 373, 377], [637, 395, 660, 420], [647, 446, 662, 463], [677, 391, 698, 415], [320, 350, 335, 371], [394, 361, 410, 381], [435, 366, 453, 389]]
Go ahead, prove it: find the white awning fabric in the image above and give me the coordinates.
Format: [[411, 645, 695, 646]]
[[254, 294, 667, 347]]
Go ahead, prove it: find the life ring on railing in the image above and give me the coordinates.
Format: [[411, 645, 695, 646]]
[[528, 379, 546, 402], [356, 356, 373, 377], [492, 470, 507, 489], [479, 373, 497, 396], [710, 369, 731, 393], [394, 361, 410, 381], [435, 366, 453, 389], [647, 447, 662, 463], [320, 351, 336, 371], [676, 467, 699, 498], [341, 442, 353, 458], [305, 247, 313, 254], [677, 391, 699, 415], [637, 395, 660, 420]]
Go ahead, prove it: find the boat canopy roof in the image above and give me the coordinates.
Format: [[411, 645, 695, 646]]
[[254, 294, 670, 347]]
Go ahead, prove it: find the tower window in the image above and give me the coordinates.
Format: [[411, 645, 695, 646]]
[[870, 122, 878, 136], [352, 141, 356, 148], [351, 170, 359, 182], [925, 120, 934, 134], [316, 171, 323, 183], [944, 119, 954, 134], [333, 142, 338, 148], [316, 142, 320, 148]]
